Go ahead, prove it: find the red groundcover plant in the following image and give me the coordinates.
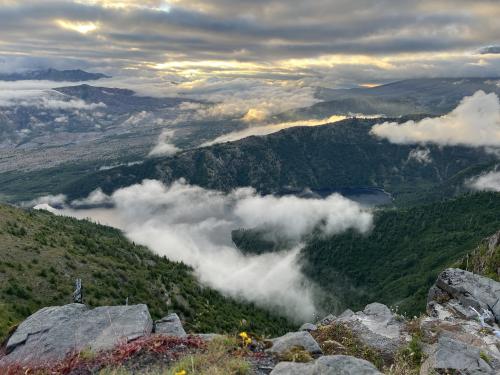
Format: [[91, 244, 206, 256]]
[[0, 335, 206, 375]]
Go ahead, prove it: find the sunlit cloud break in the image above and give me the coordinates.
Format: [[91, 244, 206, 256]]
[[203, 114, 383, 146], [55, 19, 99, 34]]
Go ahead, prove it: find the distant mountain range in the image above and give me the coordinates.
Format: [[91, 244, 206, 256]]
[[276, 77, 500, 120], [54, 84, 190, 113], [1, 77, 500, 203], [0, 68, 110, 81]]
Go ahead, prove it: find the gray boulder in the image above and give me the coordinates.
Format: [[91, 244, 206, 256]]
[[155, 313, 186, 337], [267, 331, 322, 356], [270, 361, 310, 375], [2, 303, 153, 365], [270, 355, 382, 374], [335, 302, 407, 361], [300, 323, 318, 332], [319, 314, 337, 326], [433, 268, 500, 322], [420, 336, 496, 375]]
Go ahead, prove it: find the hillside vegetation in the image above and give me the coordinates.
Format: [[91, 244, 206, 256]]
[[303, 192, 500, 315], [0, 204, 291, 341]]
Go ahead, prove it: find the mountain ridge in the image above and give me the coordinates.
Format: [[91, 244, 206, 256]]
[[0, 68, 110, 82]]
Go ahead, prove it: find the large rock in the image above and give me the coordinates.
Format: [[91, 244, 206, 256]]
[[267, 331, 322, 356], [334, 302, 407, 361], [1, 303, 153, 365], [423, 269, 500, 373], [432, 268, 500, 322], [270, 355, 382, 374], [155, 313, 186, 337], [300, 323, 318, 332], [420, 336, 496, 375]]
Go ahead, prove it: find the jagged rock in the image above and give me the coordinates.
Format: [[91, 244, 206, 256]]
[[420, 336, 496, 375], [334, 302, 407, 361], [270, 361, 310, 374], [270, 355, 382, 374], [155, 313, 186, 337], [427, 285, 450, 305], [300, 323, 318, 332], [338, 309, 354, 319], [425, 268, 500, 372], [432, 268, 500, 323], [1, 303, 153, 365], [319, 314, 337, 326], [267, 331, 322, 356]]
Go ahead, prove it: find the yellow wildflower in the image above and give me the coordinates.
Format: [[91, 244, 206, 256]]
[[175, 370, 187, 375], [239, 331, 252, 346]]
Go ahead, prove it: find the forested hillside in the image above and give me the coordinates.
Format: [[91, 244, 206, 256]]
[[0, 204, 291, 341], [60, 118, 496, 206]]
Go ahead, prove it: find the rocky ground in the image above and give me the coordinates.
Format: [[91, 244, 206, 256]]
[[1, 265, 500, 374]]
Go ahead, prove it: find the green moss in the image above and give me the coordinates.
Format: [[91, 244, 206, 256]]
[[480, 351, 492, 365]]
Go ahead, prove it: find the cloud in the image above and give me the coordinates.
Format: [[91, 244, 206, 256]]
[[148, 130, 180, 156], [407, 148, 432, 164], [203, 114, 385, 146], [71, 188, 113, 207], [27, 193, 67, 207], [370, 91, 500, 147], [175, 79, 319, 121], [0, 81, 106, 109], [0, 1, 499, 87], [202, 115, 348, 146], [34, 179, 373, 321], [468, 169, 500, 192]]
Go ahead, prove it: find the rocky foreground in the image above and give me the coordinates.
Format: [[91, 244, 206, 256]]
[[1, 267, 500, 374]]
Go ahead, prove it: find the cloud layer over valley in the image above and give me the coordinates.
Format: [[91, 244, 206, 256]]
[[34, 179, 373, 321]]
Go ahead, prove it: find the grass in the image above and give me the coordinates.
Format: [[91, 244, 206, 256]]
[[168, 337, 252, 375], [311, 322, 384, 370], [277, 345, 313, 363], [456, 240, 500, 282], [386, 335, 424, 375], [96, 337, 253, 375], [0, 203, 291, 341]]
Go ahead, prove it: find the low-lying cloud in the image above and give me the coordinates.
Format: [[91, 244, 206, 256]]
[[148, 130, 180, 156], [370, 91, 500, 147], [34, 179, 373, 321], [468, 169, 500, 192], [0, 81, 106, 110], [202, 115, 348, 146], [407, 148, 432, 164]]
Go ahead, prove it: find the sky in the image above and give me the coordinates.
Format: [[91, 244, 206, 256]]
[[0, 0, 499, 88]]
